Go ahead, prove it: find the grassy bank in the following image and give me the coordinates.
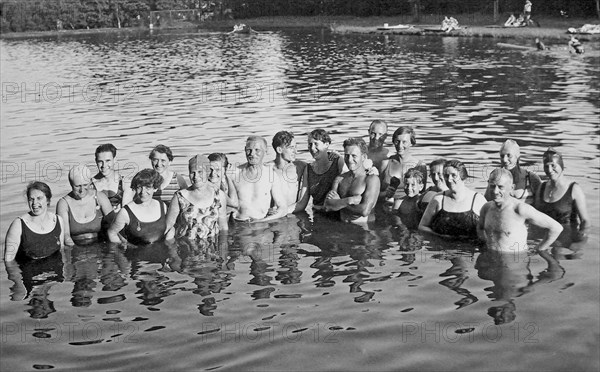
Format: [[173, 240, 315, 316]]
[[2, 15, 599, 43]]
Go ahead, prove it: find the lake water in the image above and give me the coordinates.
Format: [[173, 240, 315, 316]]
[[1, 29, 599, 371]]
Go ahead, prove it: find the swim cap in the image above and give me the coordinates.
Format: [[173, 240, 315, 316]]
[[542, 147, 565, 169], [188, 154, 210, 171]]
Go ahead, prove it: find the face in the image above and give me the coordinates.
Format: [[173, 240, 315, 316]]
[[344, 145, 366, 172], [500, 145, 519, 170], [245, 140, 266, 165], [307, 137, 329, 159], [95, 151, 114, 176], [543, 158, 563, 181], [207, 161, 224, 186], [151, 152, 170, 174], [393, 133, 412, 156], [70, 177, 92, 200], [28, 189, 49, 216], [135, 184, 156, 202], [404, 177, 422, 198], [278, 139, 297, 162], [443, 166, 463, 190], [487, 174, 513, 204], [430, 164, 446, 189], [368, 124, 387, 148]]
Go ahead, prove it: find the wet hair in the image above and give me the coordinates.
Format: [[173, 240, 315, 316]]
[[343, 137, 368, 154], [369, 120, 388, 132], [308, 129, 331, 144], [542, 147, 565, 169], [272, 131, 295, 150], [489, 168, 513, 184], [392, 126, 416, 145], [404, 168, 424, 184], [131, 169, 163, 190], [429, 158, 446, 170], [149, 144, 174, 161], [208, 153, 230, 169], [95, 143, 117, 158], [26, 181, 52, 205], [246, 136, 267, 149], [444, 159, 469, 180]]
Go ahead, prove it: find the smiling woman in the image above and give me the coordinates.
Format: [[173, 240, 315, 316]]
[[149, 144, 188, 207]]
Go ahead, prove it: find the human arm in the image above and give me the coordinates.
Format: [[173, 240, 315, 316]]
[[518, 203, 563, 252], [528, 171, 542, 201], [293, 166, 310, 213], [218, 190, 229, 231], [324, 175, 379, 216], [224, 175, 239, 209], [164, 193, 180, 240], [56, 198, 74, 246], [97, 192, 113, 216], [107, 208, 130, 243], [571, 183, 590, 237], [477, 203, 490, 242], [4, 259, 27, 300], [418, 196, 442, 235], [4, 218, 22, 262], [121, 180, 134, 207]]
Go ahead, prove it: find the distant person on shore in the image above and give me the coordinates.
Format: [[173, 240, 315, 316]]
[[478, 168, 563, 253], [523, 0, 532, 25], [231, 136, 287, 222], [367, 120, 389, 174], [324, 138, 379, 223], [535, 38, 547, 50], [267, 131, 306, 215]]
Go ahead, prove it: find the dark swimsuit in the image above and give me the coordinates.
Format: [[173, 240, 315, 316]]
[[63, 195, 103, 244], [307, 153, 340, 206], [430, 193, 480, 237], [534, 182, 578, 224], [106, 177, 124, 208], [153, 172, 186, 207], [17, 217, 62, 260], [123, 203, 166, 245]]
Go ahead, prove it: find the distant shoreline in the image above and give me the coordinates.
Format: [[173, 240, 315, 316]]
[[2, 15, 599, 44]]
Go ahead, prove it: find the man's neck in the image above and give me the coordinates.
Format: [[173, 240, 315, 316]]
[[274, 156, 292, 170]]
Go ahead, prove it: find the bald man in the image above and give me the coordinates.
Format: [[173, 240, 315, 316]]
[[491, 139, 541, 204], [57, 165, 113, 245], [478, 168, 562, 253], [367, 120, 389, 174], [231, 136, 287, 222]]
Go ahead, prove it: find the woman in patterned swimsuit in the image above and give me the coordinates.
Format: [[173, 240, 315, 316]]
[[165, 154, 228, 242], [419, 160, 487, 238]]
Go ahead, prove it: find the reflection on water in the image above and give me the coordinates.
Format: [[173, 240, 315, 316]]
[[1, 29, 599, 371]]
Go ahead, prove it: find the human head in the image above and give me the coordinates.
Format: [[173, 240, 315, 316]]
[[188, 154, 211, 186], [208, 153, 230, 170], [444, 159, 469, 180], [307, 129, 331, 159], [542, 147, 565, 180], [429, 158, 447, 190], [26, 181, 52, 206], [272, 131, 297, 162], [245, 136, 267, 165], [499, 139, 521, 170], [131, 168, 163, 190], [486, 168, 514, 203], [149, 144, 174, 174], [343, 138, 368, 172], [308, 129, 332, 144], [368, 120, 388, 149], [404, 168, 424, 197], [68, 165, 94, 199], [392, 126, 416, 156], [95, 144, 117, 177]]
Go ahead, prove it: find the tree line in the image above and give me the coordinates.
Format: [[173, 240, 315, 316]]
[[1, 0, 598, 33]]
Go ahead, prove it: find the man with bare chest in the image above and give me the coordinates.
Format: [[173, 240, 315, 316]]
[[325, 138, 380, 223], [267, 131, 306, 215], [232, 136, 286, 221], [478, 168, 562, 253]]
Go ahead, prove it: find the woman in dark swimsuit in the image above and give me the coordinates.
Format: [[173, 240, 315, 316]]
[[4, 181, 65, 262], [57, 166, 113, 245], [533, 148, 589, 236], [108, 169, 168, 245], [419, 160, 487, 238], [295, 129, 346, 212]]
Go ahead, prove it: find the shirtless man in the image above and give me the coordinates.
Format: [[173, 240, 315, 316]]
[[267, 131, 306, 215], [367, 120, 389, 174], [324, 138, 380, 223], [231, 136, 287, 221], [478, 168, 562, 253]]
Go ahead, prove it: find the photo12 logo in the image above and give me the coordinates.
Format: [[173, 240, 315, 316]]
[[2, 82, 139, 104]]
